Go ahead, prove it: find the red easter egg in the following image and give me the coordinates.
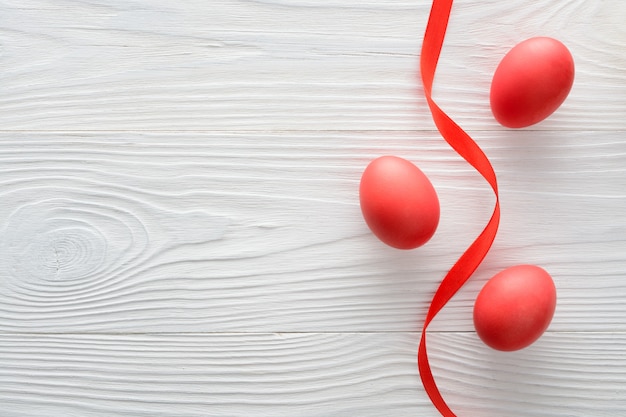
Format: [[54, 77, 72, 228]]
[[473, 265, 557, 351], [490, 37, 575, 128], [359, 156, 439, 250]]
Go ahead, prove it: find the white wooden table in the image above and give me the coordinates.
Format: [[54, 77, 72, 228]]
[[1, 1, 625, 416]]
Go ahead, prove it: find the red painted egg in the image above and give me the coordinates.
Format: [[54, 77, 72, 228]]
[[490, 37, 574, 128], [359, 155, 439, 250], [473, 265, 557, 351]]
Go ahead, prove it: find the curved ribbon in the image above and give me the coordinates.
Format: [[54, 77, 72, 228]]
[[418, 0, 501, 415]]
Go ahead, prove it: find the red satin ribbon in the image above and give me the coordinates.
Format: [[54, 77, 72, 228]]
[[418, 0, 501, 415]]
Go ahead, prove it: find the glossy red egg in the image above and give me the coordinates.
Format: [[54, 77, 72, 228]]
[[473, 265, 557, 351], [490, 37, 575, 128], [359, 156, 439, 250]]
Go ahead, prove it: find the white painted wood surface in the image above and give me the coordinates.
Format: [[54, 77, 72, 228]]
[[0, 1, 624, 416]]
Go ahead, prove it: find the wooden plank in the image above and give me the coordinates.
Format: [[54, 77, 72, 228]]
[[0, 131, 624, 333], [0, 332, 624, 417], [0, 0, 623, 131]]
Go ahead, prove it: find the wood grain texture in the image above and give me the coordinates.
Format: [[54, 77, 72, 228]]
[[0, 131, 624, 334], [0, 0, 624, 131], [0, 333, 624, 417], [1, 0, 625, 416]]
